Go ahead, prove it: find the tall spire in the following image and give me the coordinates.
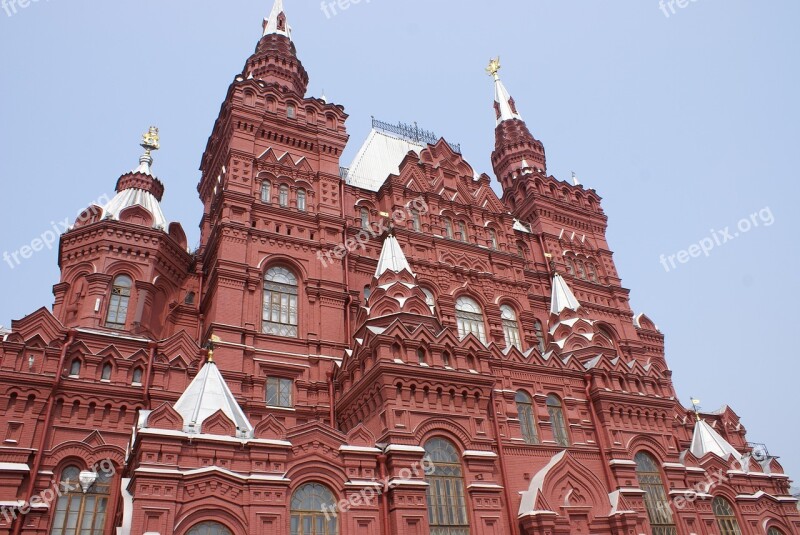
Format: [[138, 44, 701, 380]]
[[374, 233, 414, 278], [550, 272, 581, 315], [263, 0, 291, 38], [487, 57, 523, 126]]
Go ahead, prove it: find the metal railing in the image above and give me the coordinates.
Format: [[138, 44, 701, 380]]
[[372, 117, 461, 154]]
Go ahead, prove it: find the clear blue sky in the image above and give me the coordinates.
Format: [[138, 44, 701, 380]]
[[1, 1, 798, 480]]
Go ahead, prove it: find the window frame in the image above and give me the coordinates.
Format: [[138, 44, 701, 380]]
[[712, 496, 742, 535], [279, 185, 289, 207], [105, 275, 133, 330], [423, 438, 470, 535], [266, 376, 293, 408], [515, 391, 539, 445], [499, 304, 522, 349], [290, 482, 338, 535], [262, 266, 299, 338], [297, 188, 307, 212], [261, 180, 272, 203], [634, 451, 678, 535], [546, 395, 570, 447], [454, 296, 486, 343], [49, 464, 113, 535]]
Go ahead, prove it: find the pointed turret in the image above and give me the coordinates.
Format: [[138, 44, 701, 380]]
[[550, 272, 581, 315], [101, 126, 168, 229], [689, 419, 742, 461], [244, 0, 309, 96], [374, 233, 414, 277], [173, 355, 254, 438], [487, 58, 547, 201]]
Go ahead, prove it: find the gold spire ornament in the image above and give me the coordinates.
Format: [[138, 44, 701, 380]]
[[690, 397, 702, 421], [206, 334, 222, 363], [486, 57, 502, 80], [140, 126, 160, 155]]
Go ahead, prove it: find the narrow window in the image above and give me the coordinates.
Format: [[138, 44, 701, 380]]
[[565, 258, 575, 276], [635, 452, 677, 535], [417, 348, 427, 365], [410, 208, 421, 231], [443, 217, 454, 239], [455, 296, 486, 343], [488, 228, 498, 249], [576, 260, 586, 280], [100, 363, 112, 381], [297, 188, 306, 212], [266, 377, 293, 408], [263, 266, 299, 337], [131, 367, 143, 385], [421, 287, 435, 313], [360, 207, 370, 230], [587, 263, 598, 282], [279, 185, 289, 207], [516, 391, 539, 444], [105, 275, 132, 329], [547, 395, 569, 447], [500, 304, 521, 348], [261, 180, 271, 203], [69, 359, 81, 377], [457, 220, 468, 242], [287, 103, 296, 119], [423, 438, 469, 534], [534, 320, 546, 353]]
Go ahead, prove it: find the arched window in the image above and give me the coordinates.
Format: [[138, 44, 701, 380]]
[[421, 287, 435, 312], [587, 263, 598, 282], [132, 367, 143, 385], [186, 522, 233, 535], [488, 228, 498, 249], [263, 266, 299, 337], [515, 391, 539, 445], [360, 207, 370, 230], [565, 258, 575, 276], [417, 348, 427, 365], [576, 260, 586, 280], [105, 275, 132, 329], [455, 296, 486, 343], [712, 497, 742, 535], [457, 220, 468, 242], [500, 305, 521, 348], [410, 208, 421, 231], [100, 363, 112, 381], [533, 320, 546, 353], [297, 188, 307, 212], [69, 359, 81, 377], [279, 185, 289, 207], [363, 285, 371, 302], [442, 351, 451, 367], [50, 465, 112, 535], [290, 482, 338, 535], [423, 438, 469, 534], [261, 180, 271, 203], [635, 452, 677, 535], [546, 395, 569, 447], [443, 217, 454, 239], [768, 528, 785, 535]]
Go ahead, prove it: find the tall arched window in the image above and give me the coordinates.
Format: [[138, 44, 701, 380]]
[[297, 188, 307, 212], [443, 217, 454, 239], [455, 296, 486, 343], [515, 391, 538, 444], [186, 522, 233, 535], [546, 395, 569, 447], [100, 363, 112, 381], [263, 266, 299, 337], [424, 438, 469, 535], [279, 185, 289, 207], [261, 180, 271, 203], [105, 275, 132, 329], [500, 305, 521, 348], [533, 320, 546, 353], [360, 207, 370, 230], [634, 452, 677, 535], [421, 287, 436, 313], [768, 528, 786, 535], [50, 465, 112, 535], [69, 359, 81, 377], [131, 367, 143, 385], [457, 220, 468, 242], [712, 497, 742, 535], [290, 482, 338, 535]]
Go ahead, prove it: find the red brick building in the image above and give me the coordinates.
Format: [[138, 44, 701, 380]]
[[1, 2, 797, 534]]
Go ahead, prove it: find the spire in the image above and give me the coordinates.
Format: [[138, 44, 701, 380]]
[[173, 358, 254, 438], [487, 57, 522, 126], [103, 127, 168, 229], [690, 419, 742, 461], [263, 0, 291, 38], [374, 233, 414, 278], [550, 272, 581, 315]]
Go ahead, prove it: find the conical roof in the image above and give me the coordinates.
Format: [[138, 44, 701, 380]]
[[690, 419, 742, 461], [550, 272, 581, 315], [173, 361, 254, 438], [375, 234, 414, 278]]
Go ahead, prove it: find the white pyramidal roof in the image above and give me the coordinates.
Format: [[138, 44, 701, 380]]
[[690, 419, 742, 461], [263, 0, 291, 38], [345, 129, 426, 192], [173, 361, 254, 438], [102, 188, 168, 230], [375, 234, 414, 278], [550, 272, 581, 315], [493, 76, 522, 126]]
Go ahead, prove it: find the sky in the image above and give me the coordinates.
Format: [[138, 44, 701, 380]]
[[1, 1, 798, 480]]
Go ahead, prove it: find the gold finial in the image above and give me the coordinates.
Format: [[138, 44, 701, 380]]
[[690, 397, 702, 421], [140, 126, 160, 154], [205, 334, 222, 363], [486, 56, 502, 80]]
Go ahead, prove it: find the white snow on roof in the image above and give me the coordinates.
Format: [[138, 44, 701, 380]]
[[345, 129, 425, 192]]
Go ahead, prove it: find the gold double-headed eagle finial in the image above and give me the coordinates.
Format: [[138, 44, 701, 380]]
[[486, 56, 502, 80], [140, 126, 160, 154], [206, 334, 222, 363]]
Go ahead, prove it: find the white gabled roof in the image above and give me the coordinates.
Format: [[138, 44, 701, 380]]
[[173, 361, 254, 438], [550, 272, 581, 315], [690, 419, 742, 461], [375, 234, 414, 278], [345, 129, 425, 192]]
